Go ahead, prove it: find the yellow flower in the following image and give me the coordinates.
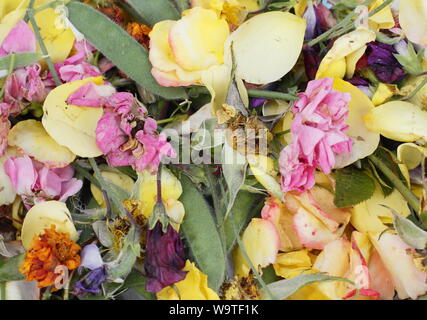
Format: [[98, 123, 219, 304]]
[[397, 143, 427, 170], [149, 7, 230, 87], [363, 101, 427, 142], [190, 0, 259, 26], [0, 1, 75, 64], [8, 119, 76, 168], [136, 168, 185, 230], [233, 218, 280, 278], [273, 250, 316, 279], [399, 0, 427, 46], [400, 75, 427, 110], [20, 200, 78, 249], [316, 28, 376, 79], [157, 260, 220, 300], [42, 77, 114, 158]]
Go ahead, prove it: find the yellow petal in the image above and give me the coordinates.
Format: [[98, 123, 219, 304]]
[[363, 101, 427, 142], [33, 8, 75, 64], [169, 7, 229, 71], [371, 83, 398, 106], [399, 0, 427, 46], [149, 20, 201, 86], [21, 200, 78, 249], [368, 0, 395, 30], [397, 143, 427, 170], [90, 168, 134, 207], [227, 11, 306, 84], [346, 46, 366, 79], [8, 119, 76, 167], [164, 198, 185, 231], [316, 28, 375, 79], [399, 75, 427, 110], [351, 184, 411, 233], [332, 78, 380, 168], [233, 218, 280, 278], [294, 0, 308, 17], [136, 168, 183, 218], [273, 249, 314, 279], [201, 64, 231, 118], [157, 260, 220, 300], [42, 77, 108, 157]]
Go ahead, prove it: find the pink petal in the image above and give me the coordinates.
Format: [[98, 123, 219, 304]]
[[4, 156, 37, 195], [0, 21, 36, 57]]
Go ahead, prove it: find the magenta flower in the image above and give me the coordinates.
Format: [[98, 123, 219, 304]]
[[279, 78, 352, 192], [0, 21, 36, 57], [4, 156, 83, 209], [145, 222, 187, 293], [95, 93, 176, 174]]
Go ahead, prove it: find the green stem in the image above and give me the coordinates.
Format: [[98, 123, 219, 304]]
[[71, 162, 101, 189], [368, 154, 420, 213], [246, 89, 298, 101], [0, 53, 16, 99], [402, 76, 427, 101], [27, 0, 61, 86]]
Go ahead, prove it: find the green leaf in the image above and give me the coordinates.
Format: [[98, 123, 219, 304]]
[[221, 142, 248, 222], [224, 190, 264, 252], [393, 42, 424, 76], [0, 254, 25, 282], [179, 174, 226, 291], [334, 167, 375, 208], [125, 0, 181, 27], [383, 205, 427, 249], [66, 2, 186, 100], [0, 53, 42, 72], [122, 269, 156, 300], [261, 273, 353, 300]]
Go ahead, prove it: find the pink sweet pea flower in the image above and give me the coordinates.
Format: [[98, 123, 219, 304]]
[[279, 78, 352, 192], [4, 156, 82, 208], [67, 82, 109, 107], [0, 21, 36, 57]]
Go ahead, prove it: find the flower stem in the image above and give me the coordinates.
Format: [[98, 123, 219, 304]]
[[27, 0, 62, 86], [368, 154, 420, 213], [402, 76, 427, 101], [246, 89, 298, 101]]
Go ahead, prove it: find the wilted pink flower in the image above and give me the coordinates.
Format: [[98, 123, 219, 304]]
[[53, 40, 100, 83], [145, 222, 187, 293], [96, 93, 175, 174], [4, 156, 82, 208], [279, 143, 316, 192], [279, 78, 352, 192], [0, 21, 36, 57], [67, 82, 110, 107], [0, 117, 10, 156], [3, 64, 47, 116]]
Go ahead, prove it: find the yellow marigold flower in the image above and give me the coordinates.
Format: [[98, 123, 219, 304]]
[[126, 22, 151, 49], [157, 260, 220, 300], [19, 225, 81, 288]]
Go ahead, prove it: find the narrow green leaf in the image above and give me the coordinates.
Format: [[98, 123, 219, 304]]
[[382, 205, 427, 249], [0, 53, 42, 71], [0, 254, 25, 282], [334, 167, 375, 208], [261, 273, 353, 300], [221, 142, 248, 222], [126, 0, 181, 27], [224, 190, 264, 252], [66, 2, 186, 100], [179, 175, 226, 291]]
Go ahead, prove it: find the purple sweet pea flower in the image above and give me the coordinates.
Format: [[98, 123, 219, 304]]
[[367, 42, 406, 83], [144, 222, 187, 293], [73, 266, 108, 295], [251, 98, 267, 108]]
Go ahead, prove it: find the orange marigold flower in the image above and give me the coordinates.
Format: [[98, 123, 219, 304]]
[[19, 225, 81, 288], [127, 22, 152, 49]]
